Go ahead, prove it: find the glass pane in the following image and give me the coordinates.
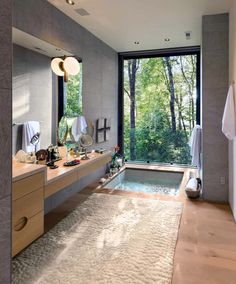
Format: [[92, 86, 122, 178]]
[[123, 55, 198, 165], [64, 63, 83, 116]]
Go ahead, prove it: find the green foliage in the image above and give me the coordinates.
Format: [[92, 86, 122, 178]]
[[64, 64, 83, 116], [124, 55, 197, 164]]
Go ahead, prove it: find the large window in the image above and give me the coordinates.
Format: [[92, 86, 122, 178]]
[[58, 62, 83, 121], [119, 48, 200, 165]]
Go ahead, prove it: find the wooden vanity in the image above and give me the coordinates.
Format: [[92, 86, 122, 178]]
[[12, 163, 46, 256], [12, 150, 111, 256]]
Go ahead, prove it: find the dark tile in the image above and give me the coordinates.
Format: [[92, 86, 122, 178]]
[[202, 30, 229, 53], [0, 89, 12, 199], [203, 13, 229, 32], [202, 14, 229, 202], [0, 196, 11, 284], [0, 0, 12, 90], [13, 0, 52, 42]]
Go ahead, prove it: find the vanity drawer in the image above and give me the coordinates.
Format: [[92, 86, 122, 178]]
[[45, 171, 77, 198], [12, 187, 43, 227], [13, 171, 44, 201], [12, 211, 44, 257]]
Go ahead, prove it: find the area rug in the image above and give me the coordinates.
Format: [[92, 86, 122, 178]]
[[13, 193, 183, 284]]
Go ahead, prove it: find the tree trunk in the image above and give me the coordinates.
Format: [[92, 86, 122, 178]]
[[180, 56, 196, 131], [128, 59, 139, 161], [163, 57, 176, 132]]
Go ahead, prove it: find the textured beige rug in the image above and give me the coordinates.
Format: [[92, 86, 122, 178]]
[[13, 193, 182, 284]]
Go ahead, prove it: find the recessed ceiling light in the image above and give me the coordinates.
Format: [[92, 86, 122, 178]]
[[164, 38, 170, 42], [66, 0, 75, 5], [134, 41, 140, 45]]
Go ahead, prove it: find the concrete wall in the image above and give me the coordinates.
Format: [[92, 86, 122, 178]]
[[13, 0, 118, 151], [13, 44, 53, 153], [202, 14, 229, 202], [0, 0, 12, 283], [229, 3, 236, 220]]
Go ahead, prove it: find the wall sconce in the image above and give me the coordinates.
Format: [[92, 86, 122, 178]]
[[51, 56, 80, 82]]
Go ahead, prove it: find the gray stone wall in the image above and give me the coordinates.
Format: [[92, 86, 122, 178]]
[[0, 0, 12, 283], [13, 44, 53, 153], [202, 14, 229, 202], [13, 0, 118, 151]]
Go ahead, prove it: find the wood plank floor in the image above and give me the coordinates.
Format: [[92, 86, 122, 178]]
[[45, 168, 236, 284]]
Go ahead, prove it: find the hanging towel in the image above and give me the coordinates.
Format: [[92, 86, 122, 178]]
[[222, 85, 236, 140], [185, 178, 198, 191], [22, 121, 40, 153], [71, 116, 87, 142], [189, 125, 202, 170]]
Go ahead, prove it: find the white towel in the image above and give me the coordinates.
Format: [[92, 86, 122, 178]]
[[222, 85, 236, 140], [189, 125, 202, 170], [22, 121, 40, 153], [185, 178, 198, 191], [71, 116, 87, 142]]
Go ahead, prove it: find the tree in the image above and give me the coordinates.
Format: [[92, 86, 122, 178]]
[[64, 69, 82, 116], [180, 55, 196, 131], [162, 57, 177, 133], [125, 59, 140, 161], [123, 55, 197, 165]]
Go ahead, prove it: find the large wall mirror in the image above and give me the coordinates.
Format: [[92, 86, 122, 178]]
[[12, 28, 83, 154]]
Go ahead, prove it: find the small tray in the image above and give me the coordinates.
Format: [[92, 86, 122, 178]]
[[63, 160, 80, 167]]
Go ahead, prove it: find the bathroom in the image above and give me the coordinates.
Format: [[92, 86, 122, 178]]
[[1, 0, 236, 283]]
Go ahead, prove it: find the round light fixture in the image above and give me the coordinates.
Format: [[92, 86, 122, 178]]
[[63, 57, 80, 75], [51, 58, 64, 76], [66, 0, 75, 5]]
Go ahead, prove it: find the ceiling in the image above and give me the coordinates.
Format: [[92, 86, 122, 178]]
[[48, 0, 232, 52]]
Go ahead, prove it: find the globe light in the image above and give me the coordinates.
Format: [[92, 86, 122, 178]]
[[51, 58, 64, 76], [63, 57, 80, 75]]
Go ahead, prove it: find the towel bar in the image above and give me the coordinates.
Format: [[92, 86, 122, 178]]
[[12, 121, 43, 126]]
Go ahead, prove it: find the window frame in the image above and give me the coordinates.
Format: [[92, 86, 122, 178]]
[[118, 46, 201, 155]]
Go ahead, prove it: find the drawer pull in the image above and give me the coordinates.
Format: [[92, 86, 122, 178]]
[[14, 217, 28, 231]]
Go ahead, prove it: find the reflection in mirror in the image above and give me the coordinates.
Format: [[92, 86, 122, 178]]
[[57, 55, 83, 128], [79, 134, 93, 160], [58, 117, 68, 145], [12, 27, 83, 156], [63, 69, 83, 117]]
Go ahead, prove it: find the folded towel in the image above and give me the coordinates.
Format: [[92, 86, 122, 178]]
[[71, 116, 87, 142], [222, 85, 236, 140], [22, 121, 40, 153], [185, 178, 198, 191], [189, 125, 202, 170]]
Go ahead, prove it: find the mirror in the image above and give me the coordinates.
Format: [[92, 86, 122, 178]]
[[12, 27, 84, 155], [58, 115, 94, 146]]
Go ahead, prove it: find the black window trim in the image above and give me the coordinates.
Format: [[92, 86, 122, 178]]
[[118, 46, 201, 154]]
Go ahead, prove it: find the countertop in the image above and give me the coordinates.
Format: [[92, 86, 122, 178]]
[[12, 160, 47, 182], [46, 151, 111, 184], [12, 150, 111, 184]]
